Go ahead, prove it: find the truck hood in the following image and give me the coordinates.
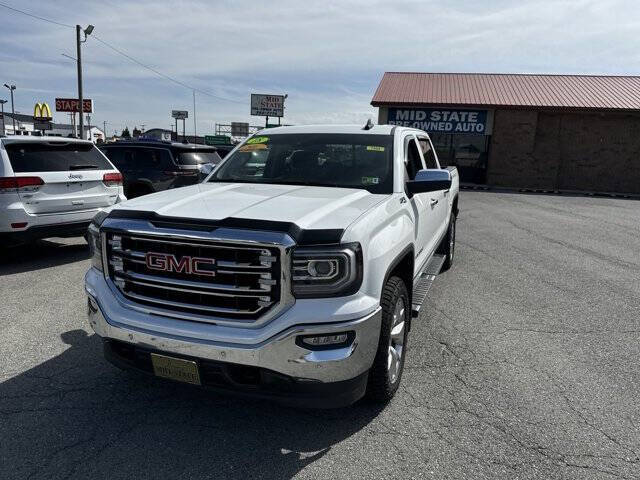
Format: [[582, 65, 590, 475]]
[[115, 182, 388, 231]]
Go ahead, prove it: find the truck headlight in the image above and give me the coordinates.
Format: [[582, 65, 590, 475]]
[[292, 243, 362, 298], [87, 210, 108, 273]]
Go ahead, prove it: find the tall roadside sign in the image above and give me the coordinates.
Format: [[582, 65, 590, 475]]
[[171, 110, 188, 141], [250, 94, 286, 127]]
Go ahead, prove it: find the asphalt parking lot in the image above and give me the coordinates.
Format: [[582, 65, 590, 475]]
[[1, 191, 639, 480]]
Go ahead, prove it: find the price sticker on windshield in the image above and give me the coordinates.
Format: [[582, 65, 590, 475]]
[[246, 136, 269, 144], [366, 146, 385, 152], [238, 144, 268, 152], [362, 176, 380, 185]]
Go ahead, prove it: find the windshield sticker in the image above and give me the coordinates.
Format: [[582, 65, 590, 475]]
[[238, 144, 268, 152], [362, 176, 380, 185], [246, 136, 269, 144], [366, 145, 385, 152]]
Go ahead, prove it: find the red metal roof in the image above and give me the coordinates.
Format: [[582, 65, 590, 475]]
[[371, 72, 640, 111]]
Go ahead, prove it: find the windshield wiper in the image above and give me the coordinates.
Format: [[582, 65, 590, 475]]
[[69, 164, 98, 170]]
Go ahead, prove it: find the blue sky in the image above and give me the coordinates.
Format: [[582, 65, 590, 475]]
[[1, 0, 638, 136]]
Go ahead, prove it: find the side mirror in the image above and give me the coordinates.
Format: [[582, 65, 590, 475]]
[[407, 169, 452, 195]]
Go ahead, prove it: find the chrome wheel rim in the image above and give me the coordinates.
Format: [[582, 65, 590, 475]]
[[387, 297, 406, 384]]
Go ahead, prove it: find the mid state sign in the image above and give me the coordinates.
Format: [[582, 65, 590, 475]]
[[55, 98, 93, 113], [387, 108, 492, 135], [251, 94, 285, 117]]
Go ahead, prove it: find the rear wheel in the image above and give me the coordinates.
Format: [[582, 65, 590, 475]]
[[366, 276, 409, 403]]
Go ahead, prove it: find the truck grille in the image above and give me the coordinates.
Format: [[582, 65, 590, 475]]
[[105, 232, 282, 322]]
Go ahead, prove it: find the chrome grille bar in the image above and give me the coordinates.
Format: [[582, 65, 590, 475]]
[[102, 220, 295, 325]]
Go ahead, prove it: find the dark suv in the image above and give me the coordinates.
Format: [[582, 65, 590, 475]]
[[99, 140, 222, 198]]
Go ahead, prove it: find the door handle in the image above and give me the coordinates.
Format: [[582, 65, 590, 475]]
[[430, 198, 439, 207]]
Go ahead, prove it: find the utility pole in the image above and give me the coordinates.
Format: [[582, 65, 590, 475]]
[[0, 99, 6, 135], [193, 90, 197, 144], [141, 124, 146, 134], [174, 118, 178, 141], [76, 24, 94, 139], [103, 120, 107, 140], [182, 119, 186, 143], [3, 84, 16, 134], [76, 25, 83, 139]]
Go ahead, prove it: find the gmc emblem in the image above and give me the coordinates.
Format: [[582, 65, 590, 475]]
[[145, 252, 215, 276]]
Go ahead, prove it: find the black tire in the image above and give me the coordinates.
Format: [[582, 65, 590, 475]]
[[438, 212, 457, 271], [366, 276, 409, 403]]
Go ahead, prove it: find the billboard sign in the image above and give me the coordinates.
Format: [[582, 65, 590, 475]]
[[172, 110, 188, 120], [55, 98, 93, 113], [231, 122, 249, 137], [251, 94, 285, 117], [387, 108, 491, 135]]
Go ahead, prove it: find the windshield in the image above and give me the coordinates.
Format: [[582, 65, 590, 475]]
[[210, 133, 393, 193], [176, 150, 222, 165], [5, 142, 113, 172]]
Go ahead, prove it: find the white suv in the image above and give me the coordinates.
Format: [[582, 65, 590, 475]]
[[0, 136, 126, 245]]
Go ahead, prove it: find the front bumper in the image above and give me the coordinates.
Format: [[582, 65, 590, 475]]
[[87, 289, 381, 380]]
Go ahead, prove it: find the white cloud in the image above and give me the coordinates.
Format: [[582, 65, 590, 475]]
[[1, 0, 638, 132]]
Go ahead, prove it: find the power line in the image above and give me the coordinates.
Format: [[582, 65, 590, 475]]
[[90, 35, 244, 104], [0, 1, 245, 105], [0, 1, 73, 28]]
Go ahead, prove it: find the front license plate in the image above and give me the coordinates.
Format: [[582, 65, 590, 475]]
[[150, 353, 201, 385]]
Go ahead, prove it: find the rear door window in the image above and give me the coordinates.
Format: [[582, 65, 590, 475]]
[[101, 147, 127, 170], [6, 142, 113, 172], [134, 148, 172, 169]]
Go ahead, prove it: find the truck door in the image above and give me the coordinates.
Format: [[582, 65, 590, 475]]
[[418, 135, 449, 245], [404, 134, 438, 275]]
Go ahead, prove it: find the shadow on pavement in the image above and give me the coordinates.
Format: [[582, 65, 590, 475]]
[[0, 238, 90, 276], [0, 329, 383, 480]]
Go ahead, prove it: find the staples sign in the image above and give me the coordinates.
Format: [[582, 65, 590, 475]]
[[55, 98, 93, 113]]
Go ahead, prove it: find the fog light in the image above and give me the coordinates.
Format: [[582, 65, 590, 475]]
[[297, 332, 353, 350]]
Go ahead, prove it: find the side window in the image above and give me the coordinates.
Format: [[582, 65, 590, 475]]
[[419, 138, 438, 169], [101, 148, 126, 170], [133, 148, 171, 169], [405, 137, 424, 181]]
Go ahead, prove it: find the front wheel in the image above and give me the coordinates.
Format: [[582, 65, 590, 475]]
[[366, 276, 409, 403]]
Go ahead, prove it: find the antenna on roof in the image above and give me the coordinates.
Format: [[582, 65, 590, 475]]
[[362, 118, 374, 130]]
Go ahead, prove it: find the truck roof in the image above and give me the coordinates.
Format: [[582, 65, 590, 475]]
[[258, 124, 396, 136]]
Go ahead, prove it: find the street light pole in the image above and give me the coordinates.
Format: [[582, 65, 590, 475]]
[[0, 99, 6, 135], [3, 84, 16, 134], [193, 90, 197, 144], [76, 24, 94, 140], [76, 25, 84, 139]]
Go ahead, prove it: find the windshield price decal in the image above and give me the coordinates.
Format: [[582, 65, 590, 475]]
[[246, 136, 269, 144]]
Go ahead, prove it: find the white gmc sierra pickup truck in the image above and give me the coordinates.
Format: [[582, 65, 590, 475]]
[[85, 123, 459, 407]]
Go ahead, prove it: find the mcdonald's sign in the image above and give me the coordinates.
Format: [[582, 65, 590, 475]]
[[33, 102, 53, 120]]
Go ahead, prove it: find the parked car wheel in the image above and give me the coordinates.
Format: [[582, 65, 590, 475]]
[[366, 276, 409, 403]]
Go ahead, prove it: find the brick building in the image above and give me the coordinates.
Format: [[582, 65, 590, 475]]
[[371, 72, 640, 194]]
